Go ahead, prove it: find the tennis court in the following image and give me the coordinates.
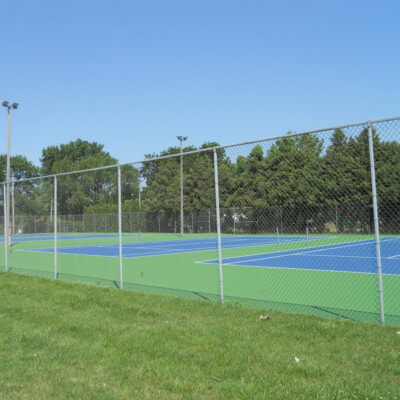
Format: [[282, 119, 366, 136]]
[[202, 237, 400, 275], [21, 235, 326, 257], [0, 232, 398, 325]]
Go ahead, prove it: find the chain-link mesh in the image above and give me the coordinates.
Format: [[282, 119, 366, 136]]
[[2, 117, 400, 325], [0, 185, 4, 269], [368, 119, 400, 325], [5, 176, 55, 278], [218, 125, 386, 323], [118, 149, 222, 300], [55, 167, 120, 287]]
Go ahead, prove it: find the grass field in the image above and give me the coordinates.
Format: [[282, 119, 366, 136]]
[[1, 232, 400, 325], [0, 272, 399, 399]]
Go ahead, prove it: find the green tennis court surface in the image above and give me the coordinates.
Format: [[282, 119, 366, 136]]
[[1, 232, 399, 325]]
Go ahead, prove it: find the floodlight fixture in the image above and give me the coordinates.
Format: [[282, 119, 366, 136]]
[[1, 101, 19, 110], [177, 136, 188, 142]]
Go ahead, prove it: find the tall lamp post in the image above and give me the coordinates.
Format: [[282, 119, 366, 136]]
[[177, 136, 187, 237], [11, 174, 15, 235], [1, 101, 18, 246]]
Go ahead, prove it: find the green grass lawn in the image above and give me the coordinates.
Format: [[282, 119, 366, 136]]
[[0, 272, 399, 399], [1, 233, 400, 325]]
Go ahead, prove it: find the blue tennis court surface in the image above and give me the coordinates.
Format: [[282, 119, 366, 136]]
[[22, 235, 323, 257], [202, 238, 400, 275]]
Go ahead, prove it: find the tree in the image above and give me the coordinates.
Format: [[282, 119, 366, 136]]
[[225, 145, 267, 208], [41, 139, 117, 174], [0, 155, 43, 218], [0, 154, 40, 181], [41, 139, 140, 215], [141, 143, 226, 212]]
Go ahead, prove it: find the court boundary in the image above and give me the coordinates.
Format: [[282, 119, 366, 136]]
[[16, 235, 332, 259]]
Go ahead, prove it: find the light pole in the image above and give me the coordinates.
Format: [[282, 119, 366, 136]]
[[138, 178, 142, 210], [11, 174, 15, 235], [1, 101, 18, 247], [177, 136, 187, 237]]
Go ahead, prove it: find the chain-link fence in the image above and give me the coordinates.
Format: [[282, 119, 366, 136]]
[[1, 116, 400, 325]]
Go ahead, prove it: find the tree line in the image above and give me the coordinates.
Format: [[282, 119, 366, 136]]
[[2, 128, 400, 233]]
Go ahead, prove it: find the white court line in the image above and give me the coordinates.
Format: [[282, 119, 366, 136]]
[[198, 237, 398, 266], [213, 263, 400, 276], [295, 254, 379, 259], [135, 246, 197, 252], [17, 249, 118, 258], [122, 235, 327, 247], [7, 234, 143, 242], [43, 238, 209, 250], [121, 238, 278, 249], [18, 246, 219, 259]]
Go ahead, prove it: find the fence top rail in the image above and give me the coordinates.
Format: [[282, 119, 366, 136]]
[[3, 115, 400, 185]]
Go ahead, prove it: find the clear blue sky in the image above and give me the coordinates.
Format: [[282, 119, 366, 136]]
[[1, 0, 399, 166]]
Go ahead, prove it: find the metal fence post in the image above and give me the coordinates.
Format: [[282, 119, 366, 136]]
[[3, 183, 8, 272], [368, 122, 385, 325], [335, 204, 339, 232], [118, 165, 123, 289], [54, 175, 58, 279], [213, 149, 224, 303]]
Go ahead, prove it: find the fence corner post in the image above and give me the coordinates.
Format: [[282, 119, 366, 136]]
[[368, 121, 385, 325]]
